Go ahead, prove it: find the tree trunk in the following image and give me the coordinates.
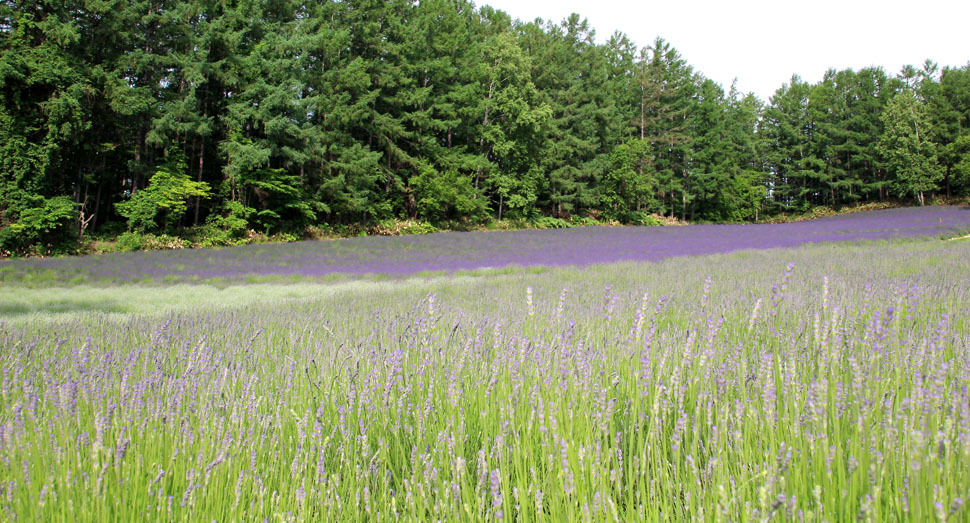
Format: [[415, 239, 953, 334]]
[[475, 79, 495, 193], [945, 164, 951, 199], [194, 137, 204, 226], [78, 183, 89, 239], [681, 167, 687, 222], [640, 82, 646, 140], [878, 169, 886, 201], [92, 183, 102, 232], [133, 127, 145, 193]]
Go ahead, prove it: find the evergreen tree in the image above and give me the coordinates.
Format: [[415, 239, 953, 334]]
[[527, 14, 610, 219], [878, 90, 943, 205], [634, 39, 695, 218], [722, 84, 768, 222], [601, 138, 655, 221], [2, 1, 969, 254], [0, 1, 90, 251], [399, 0, 487, 221], [685, 78, 731, 221], [763, 76, 820, 211], [845, 67, 897, 201], [466, 30, 550, 218], [927, 65, 970, 198]]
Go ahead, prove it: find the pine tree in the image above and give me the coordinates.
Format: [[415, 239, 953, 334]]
[[685, 78, 732, 221], [525, 14, 611, 219], [927, 65, 970, 198], [0, 1, 91, 251], [763, 76, 819, 211], [627, 39, 696, 218], [878, 90, 943, 205], [722, 84, 767, 222]]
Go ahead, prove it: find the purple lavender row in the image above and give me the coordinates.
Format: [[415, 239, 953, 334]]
[[2, 206, 968, 285]]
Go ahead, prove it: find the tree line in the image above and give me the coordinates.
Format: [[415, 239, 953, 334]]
[[2, 1, 969, 254]]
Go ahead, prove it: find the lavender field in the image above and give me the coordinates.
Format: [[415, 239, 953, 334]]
[[2, 210, 970, 520], [2, 206, 969, 286]]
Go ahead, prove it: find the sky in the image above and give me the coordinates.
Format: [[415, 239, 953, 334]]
[[478, 0, 970, 102]]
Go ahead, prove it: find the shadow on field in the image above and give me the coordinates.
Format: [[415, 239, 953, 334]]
[[0, 299, 130, 316]]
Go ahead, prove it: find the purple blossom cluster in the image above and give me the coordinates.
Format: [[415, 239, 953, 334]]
[[2, 206, 968, 285]]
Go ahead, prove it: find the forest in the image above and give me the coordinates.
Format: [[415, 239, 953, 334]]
[[1, 0, 969, 254]]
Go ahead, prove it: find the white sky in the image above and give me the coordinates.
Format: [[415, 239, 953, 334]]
[[479, 0, 970, 102]]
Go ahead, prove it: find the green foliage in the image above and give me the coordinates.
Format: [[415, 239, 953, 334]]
[[727, 169, 768, 222], [486, 168, 540, 221], [271, 232, 300, 244], [601, 139, 656, 221], [372, 219, 439, 236], [878, 91, 944, 205], [197, 201, 255, 247], [0, 195, 76, 254], [532, 216, 572, 229], [116, 157, 211, 232], [115, 231, 148, 252], [570, 216, 602, 227], [246, 168, 316, 233], [4, 195, 76, 236], [952, 135, 970, 190], [410, 166, 487, 222], [116, 232, 191, 252], [1, 0, 969, 252], [209, 201, 253, 238], [628, 211, 664, 226]]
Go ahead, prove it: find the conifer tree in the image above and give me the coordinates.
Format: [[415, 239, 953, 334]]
[[2, 0, 969, 252], [878, 90, 943, 205]]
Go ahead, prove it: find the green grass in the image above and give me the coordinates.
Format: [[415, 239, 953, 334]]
[[1, 239, 969, 520], [0, 239, 962, 321]]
